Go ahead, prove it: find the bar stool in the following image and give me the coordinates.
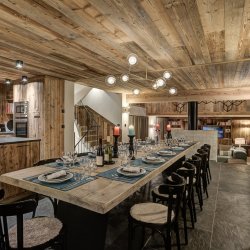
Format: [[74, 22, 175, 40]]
[[195, 150, 209, 198], [201, 144, 212, 181], [0, 199, 65, 250], [186, 155, 203, 211], [176, 162, 196, 245], [129, 173, 185, 250]]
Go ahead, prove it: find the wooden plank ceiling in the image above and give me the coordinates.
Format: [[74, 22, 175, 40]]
[[0, 0, 249, 98]]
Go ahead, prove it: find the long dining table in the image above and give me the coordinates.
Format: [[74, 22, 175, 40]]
[[0, 142, 199, 250]]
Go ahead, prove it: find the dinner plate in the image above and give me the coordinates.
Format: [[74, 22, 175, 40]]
[[171, 146, 184, 151], [157, 151, 176, 156], [178, 143, 190, 147], [117, 167, 146, 177], [142, 157, 165, 164], [38, 171, 73, 184]]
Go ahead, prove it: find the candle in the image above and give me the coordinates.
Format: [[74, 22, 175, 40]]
[[128, 125, 135, 136], [166, 124, 171, 131], [155, 123, 160, 130], [113, 126, 120, 136]]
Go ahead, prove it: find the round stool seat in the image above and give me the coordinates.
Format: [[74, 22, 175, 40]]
[[8, 217, 63, 249], [130, 202, 174, 225]]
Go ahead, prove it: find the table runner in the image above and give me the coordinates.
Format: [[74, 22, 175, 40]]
[[24, 173, 96, 191]]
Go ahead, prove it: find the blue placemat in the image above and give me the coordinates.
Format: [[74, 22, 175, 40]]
[[97, 167, 150, 184], [47, 162, 80, 169], [24, 173, 96, 191]]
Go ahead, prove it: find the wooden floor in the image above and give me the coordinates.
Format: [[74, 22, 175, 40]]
[[7, 161, 250, 250]]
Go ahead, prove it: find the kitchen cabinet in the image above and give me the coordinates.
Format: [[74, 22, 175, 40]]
[[0, 139, 40, 200]]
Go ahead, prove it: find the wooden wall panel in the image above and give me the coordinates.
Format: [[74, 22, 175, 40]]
[[14, 76, 64, 160], [232, 120, 250, 144]]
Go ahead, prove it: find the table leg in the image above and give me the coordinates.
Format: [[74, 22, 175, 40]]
[[57, 201, 108, 250]]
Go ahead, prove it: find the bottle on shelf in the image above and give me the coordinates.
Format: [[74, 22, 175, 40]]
[[96, 138, 104, 167]]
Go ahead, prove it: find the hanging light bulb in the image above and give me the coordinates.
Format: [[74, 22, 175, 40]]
[[127, 53, 138, 66], [163, 71, 172, 80], [105, 75, 116, 85], [152, 82, 159, 90], [5, 79, 11, 84], [155, 77, 166, 88], [21, 76, 28, 83], [169, 87, 177, 95], [132, 88, 140, 95], [15, 60, 24, 69], [120, 74, 129, 82]]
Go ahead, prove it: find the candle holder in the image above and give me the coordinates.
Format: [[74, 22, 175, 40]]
[[128, 135, 135, 160], [166, 130, 172, 139], [113, 135, 119, 158]]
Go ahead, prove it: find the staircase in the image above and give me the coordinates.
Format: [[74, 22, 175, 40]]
[[74, 103, 115, 153]]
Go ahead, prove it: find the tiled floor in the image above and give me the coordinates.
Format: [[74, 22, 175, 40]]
[[8, 161, 250, 250]]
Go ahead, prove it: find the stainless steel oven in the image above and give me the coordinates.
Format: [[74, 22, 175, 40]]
[[15, 120, 28, 137], [14, 101, 28, 118], [14, 102, 29, 137]]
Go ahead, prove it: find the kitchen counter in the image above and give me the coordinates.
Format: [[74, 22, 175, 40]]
[[0, 137, 41, 145]]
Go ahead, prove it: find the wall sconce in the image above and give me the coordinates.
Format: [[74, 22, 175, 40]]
[[122, 106, 130, 113]]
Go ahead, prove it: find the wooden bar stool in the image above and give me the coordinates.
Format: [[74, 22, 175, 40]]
[[129, 173, 185, 250], [0, 199, 65, 250], [186, 155, 203, 211], [201, 144, 212, 181]]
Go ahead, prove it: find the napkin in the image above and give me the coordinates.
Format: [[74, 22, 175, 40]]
[[159, 150, 172, 154], [46, 170, 67, 180], [122, 166, 141, 173]]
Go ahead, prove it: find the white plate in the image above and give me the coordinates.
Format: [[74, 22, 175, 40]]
[[117, 167, 146, 177], [142, 157, 165, 164], [157, 151, 176, 156], [178, 143, 190, 147], [171, 146, 184, 151], [38, 171, 73, 184]]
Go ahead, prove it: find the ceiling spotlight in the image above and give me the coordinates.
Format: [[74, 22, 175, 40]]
[[15, 60, 24, 69], [169, 87, 177, 95], [163, 71, 172, 80], [155, 77, 166, 88], [105, 75, 116, 85], [132, 88, 140, 95], [5, 79, 11, 84], [120, 74, 129, 82], [21, 76, 28, 83], [127, 53, 138, 66]]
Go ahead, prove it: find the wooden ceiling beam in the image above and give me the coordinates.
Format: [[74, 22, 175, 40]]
[[127, 86, 250, 103]]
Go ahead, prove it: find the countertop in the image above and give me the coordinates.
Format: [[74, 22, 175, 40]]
[[0, 137, 41, 145]]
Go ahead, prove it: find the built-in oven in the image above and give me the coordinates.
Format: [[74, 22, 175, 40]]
[[14, 101, 29, 137], [14, 101, 28, 118], [15, 120, 28, 137]]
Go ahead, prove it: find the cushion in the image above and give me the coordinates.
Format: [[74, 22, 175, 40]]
[[233, 150, 247, 160], [8, 217, 63, 249], [130, 203, 174, 225]]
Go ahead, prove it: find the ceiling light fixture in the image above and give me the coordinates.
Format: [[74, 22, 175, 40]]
[[127, 54, 138, 66], [105, 75, 116, 86], [5, 79, 11, 84], [163, 71, 172, 80], [132, 88, 140, 95], [169, 87, 177, 95], [21, 76, 28, 83], [120, 74, 129, 82], [15, 60, 24, 69], [104, 54, 175, 92]]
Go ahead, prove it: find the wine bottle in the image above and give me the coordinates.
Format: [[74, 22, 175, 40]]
[[104, 144, 109, 163], [108, 144, 112, 163], [96, 138, 104, 167]]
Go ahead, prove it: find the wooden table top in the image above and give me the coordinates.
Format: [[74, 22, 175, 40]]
[[0, 143, 199, 214]]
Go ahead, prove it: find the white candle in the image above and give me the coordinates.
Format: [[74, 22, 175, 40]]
[[128, 125, 135, 136]]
